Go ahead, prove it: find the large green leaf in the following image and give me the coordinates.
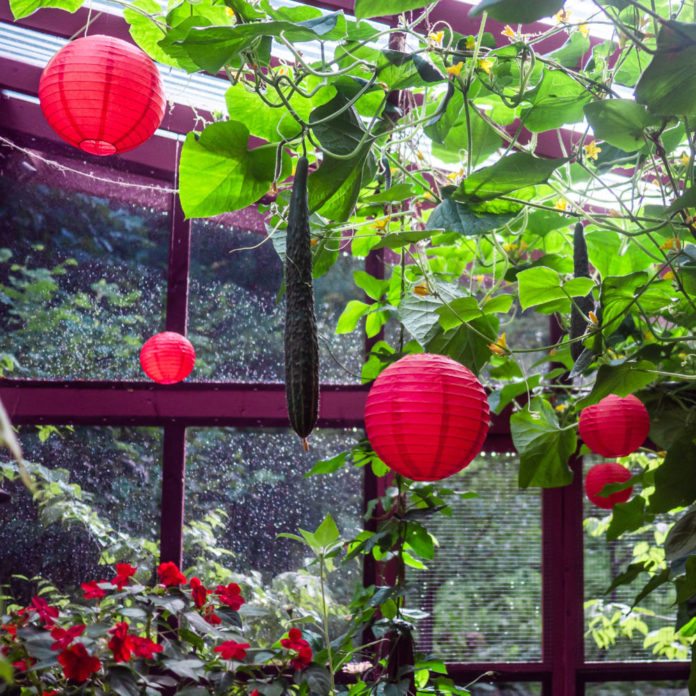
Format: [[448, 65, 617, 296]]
[[650, 436, 696, 514], [9, 0, 81, 18], [521, 70, 590, 132], [354, 0, 432, 20], [226, 83, 300, 142], [426, 199, 513, 236], [511, 397, 576, 488], [469, 0, 565, 23], [517, 266, 564, 310], [575, 361, 656, 410], [454, 153, 567, 203], [179, 121, 289, 218], [426, 315, 499, 373], [584, 100, 659, 152], [549, 32, 591, 69], [586, 228, 654, 277], [665, 507, 696, 562], [166, 16, 339, 73], [635, 21, 696, 116], [606, 497, 647, 541]]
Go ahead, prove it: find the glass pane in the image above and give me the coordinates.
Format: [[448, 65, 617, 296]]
[[184, 427, 362, 643], [584, 682, 687, 695], [0, 426, 162, 598], [408, 452, 543, 662], [583, 456, 684, 661], [469, 683, 542, 696], [0, 148, 170, 380], [189, 218, 364, 383]]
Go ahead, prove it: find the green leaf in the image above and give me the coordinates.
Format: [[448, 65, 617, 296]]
[[354, 0, 431, 20], [107, 666, 140, 696], [427, 314, 498, 373], [124, 0, 186, 68], [521, 70, 590, 131], [0, 655, 13, 684], [584, 100, 658, 152], [635, 21, 696, 116], [372, 230, 433, 249], [605, 562, 646, 595], [305, 452, 348, 477], [363, 184, 415, 203], [665, 508, 696, 561], [676, 556, 696, 604], [454, 153, 568, 202], [353, 271, 388, 300], [511, 397, 576, 488], [650, 436, 696, 514], [405, 522, 435, 560], [606, 496, 646, 541], [225, 83, 301, 142], [517, 266, 563, 310], [436, 297, 484, 330], [488, 375, 541, 415], [563, 277, 595, 297], [575, 361, 656, 409], [9, 0, 81, 18], [179, 121, 289, 217], [586, 228, 654, 277], [469, 0, 565, 23], [335, 300, 370, 334], [426, 199, 513, 236], [549, 32, 591, 68], [632, 567, 670, 608], [311, 513, 340, 549]]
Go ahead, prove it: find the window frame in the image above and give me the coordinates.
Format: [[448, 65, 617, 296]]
[[0, 2, 690, 693]]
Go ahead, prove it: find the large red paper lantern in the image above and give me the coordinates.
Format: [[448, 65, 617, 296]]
[[140, 332, 195, 385], [364, 353, 489, 481], [585, 462, 633, 509], [578, 394, 650, 458], [38, 35, 166, 156]]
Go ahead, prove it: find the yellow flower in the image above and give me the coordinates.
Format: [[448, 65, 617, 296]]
[[429, 30, 445, 45], [657, 450, 667, 458], [413, 281, 430, 297], [578, 23, 589, 37], [477, 58, 494, 75], [609, 209, 622, 218], [554, 9, 571, 23], [225, 7, 235, 17], [555, 198, 569, 211], [555, 403, 567, 412], [446, 61, 464, 77], [660, 237, 681, 251], [488, 332, 507, 356], [310, 238, 319, 247], [502, 25, 516, 38], [680, 152, 691, 167], [584, 141, 602, 161], [465, 36, 476, 50], [678, 353, 688, 360], [374, 216, 391, 231], [663, 270, 675, 280], [588, 310, 598, 325], [276, 65, 292, 77], [643, 330, 653, 341], [416, 150, 425, 160], [475, 274, 485, 283], [423, 192, 434, 200], [447, 168, 464, 184], [502, 242, 518, 252], [549, 349, 557, 356]]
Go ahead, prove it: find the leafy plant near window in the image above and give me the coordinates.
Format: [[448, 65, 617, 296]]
[[9, 0, 696, 689]]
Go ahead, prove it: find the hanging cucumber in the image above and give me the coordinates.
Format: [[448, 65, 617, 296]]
[[569, 221, 594, 362], [284, 156, 319, 449]]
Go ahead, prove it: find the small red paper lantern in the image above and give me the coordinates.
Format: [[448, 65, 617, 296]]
[[38, 35, 166, 156], [364, 353, 489, 481], [140, 332, 195, 385], [578, 394, 650, 458], [585, 462, 633, 509]]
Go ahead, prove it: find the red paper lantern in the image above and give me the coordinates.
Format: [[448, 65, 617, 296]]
[[38, 35, 166, 156], [578, 394, 650, 458], [140, 332, 195, 385], [364, 353, 489, 481], [585, 462, 633, 509]]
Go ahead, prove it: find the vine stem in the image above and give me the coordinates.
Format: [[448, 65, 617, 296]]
[[319, 553, 336, 695]]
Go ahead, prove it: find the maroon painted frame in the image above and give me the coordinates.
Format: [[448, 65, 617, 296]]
[[0, 1, 690, 693]]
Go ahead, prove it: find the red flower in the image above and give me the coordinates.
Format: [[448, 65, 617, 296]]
[[108, 622, 135, 663], [57, 643, 101, 682], [214, 640, 249, 661], [1, 623, 17, 638], [50, 624, 86, 651], [215, 582, 245, 610], [157, 561, 187, 587], [250, 690, 259, 696], [111, 563, 137, 589], [281, 629, 312, 670], [12, 656, 35, 672], [203, 606, 222, 625], [131, 636, 163, 659], [81, 581, 106, 600], [22, 596, 59, 627], [189, 577, 210, 609], [291, 644, 313, 671]]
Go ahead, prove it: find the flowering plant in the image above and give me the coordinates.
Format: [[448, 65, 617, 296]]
[[0, 560, 317, 695]]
